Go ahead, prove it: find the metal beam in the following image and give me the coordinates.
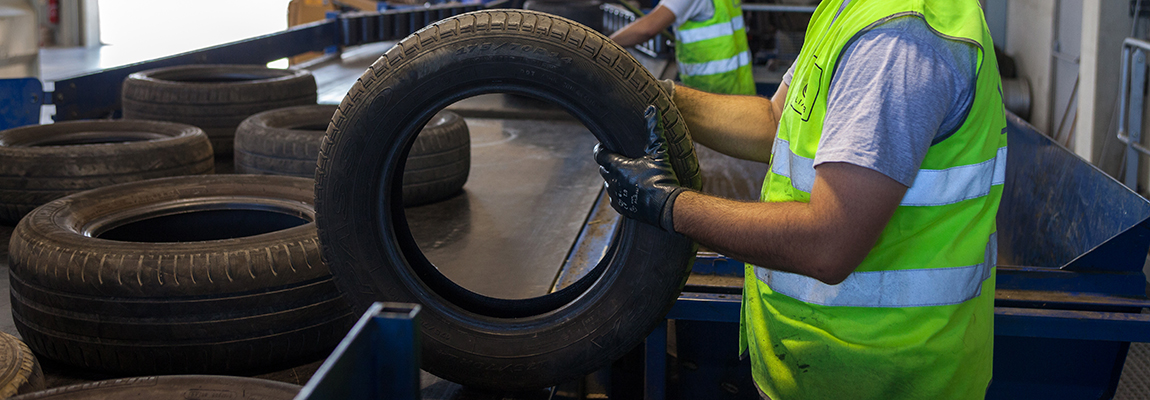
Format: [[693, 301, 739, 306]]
[[296, 302, 422, 400]]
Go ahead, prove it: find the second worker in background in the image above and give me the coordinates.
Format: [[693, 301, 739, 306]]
[[609, 0, 756, 95]]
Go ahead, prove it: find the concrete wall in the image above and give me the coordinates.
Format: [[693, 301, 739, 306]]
[[1005, 0, 1054, 133], [1076, 1, 1135, 179], [1049, 0, 1081, 144]]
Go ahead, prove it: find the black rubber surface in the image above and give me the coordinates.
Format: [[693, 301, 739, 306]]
[[315, 10, 700, 390], [8, 175, 354, 375], [234, 105, 470, 206], [0, 120, 213, 224], [400, 110, 471, 206], [9, 375, 299, 399], [121, 65, 317, 157]]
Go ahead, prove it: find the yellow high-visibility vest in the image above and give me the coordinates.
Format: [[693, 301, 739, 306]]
[[742, 1, 1008, 398], [674, 0, 755, 95]]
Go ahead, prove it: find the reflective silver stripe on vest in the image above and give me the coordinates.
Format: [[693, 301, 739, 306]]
[[676, 15, 745, 44], [678, 50, 752, 77], [901, 146, 1008, 206], [755, 234, 996, 307], [769, 138, 1008, 206]]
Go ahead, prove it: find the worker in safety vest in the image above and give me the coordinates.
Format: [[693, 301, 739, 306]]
[[609, 0, 755, 95], [595, 0, 1007, 398]]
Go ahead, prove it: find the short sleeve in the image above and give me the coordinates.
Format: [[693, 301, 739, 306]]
[[813, 17, 977, 187], [782, 61, 796, 87], [660, 0, 715, 27]]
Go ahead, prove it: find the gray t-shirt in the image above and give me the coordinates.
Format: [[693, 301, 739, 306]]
[[783, 16, 978, 187], [660, 0, 715, 27]]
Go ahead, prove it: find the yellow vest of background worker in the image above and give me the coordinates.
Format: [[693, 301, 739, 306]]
[[673, 0, 755, 95], [742, 0, 1009, 398]]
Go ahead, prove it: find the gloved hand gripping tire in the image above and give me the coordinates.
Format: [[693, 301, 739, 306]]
[[594, 105, 688, 233]]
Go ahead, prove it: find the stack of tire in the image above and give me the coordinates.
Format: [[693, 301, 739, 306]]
[[234, 105, 471, 206], [121, 65, 318, 173], [0, 64, 353, 383], [8, 174, 355, 376], [0, 120, 214, 224]]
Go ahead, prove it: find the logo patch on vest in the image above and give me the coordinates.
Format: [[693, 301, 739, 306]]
[[789, 55, 824, 122]]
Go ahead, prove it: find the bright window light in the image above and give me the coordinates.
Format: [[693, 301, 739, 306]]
[[98, 0, 292, 53]]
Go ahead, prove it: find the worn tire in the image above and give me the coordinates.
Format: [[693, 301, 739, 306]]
[[0, 332, 43, 398], [10, 375, 298, 399], [8, 175, 354, 375], [0, 120, 214, 224], [234, 105, 470, 206], [121, 65, 317, 157], [316, 10, 700, 390]]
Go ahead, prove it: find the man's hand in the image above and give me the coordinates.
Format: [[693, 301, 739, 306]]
[[594, 106, 687, 232]]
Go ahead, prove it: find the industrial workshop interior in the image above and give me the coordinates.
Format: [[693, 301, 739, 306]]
[[3, 0, 1150, 399]]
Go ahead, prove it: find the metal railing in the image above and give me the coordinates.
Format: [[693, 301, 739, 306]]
[[1117, 37, 1150, 189]]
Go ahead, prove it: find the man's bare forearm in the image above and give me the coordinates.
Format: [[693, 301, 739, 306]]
[[608, 6, 675, 48], [673, 190, 850, 283], [672, 162, 906, 285], [673, 85, 785, 163]]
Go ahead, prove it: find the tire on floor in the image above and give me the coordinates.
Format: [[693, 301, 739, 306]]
[[10, 375, 298, 399], [0, 332, 44, 398], [8, 175, 355, 375], [315, 10, 701, 390], [121, 64, 317, 159], [234, 105, 470, 206], [0, 120, 213, 224]]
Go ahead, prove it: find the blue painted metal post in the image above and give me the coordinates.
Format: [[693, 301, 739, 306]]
[[295, 302, 422, 400], [0, 78, 45, 130], [644, 321, 667, 400]]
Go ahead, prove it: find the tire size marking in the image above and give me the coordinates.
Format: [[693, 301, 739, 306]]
[[422, 320, 452, 341], [455, 42, 572, 64]]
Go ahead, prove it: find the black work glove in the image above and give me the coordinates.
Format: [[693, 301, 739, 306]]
[[593, 105, 687, 233]]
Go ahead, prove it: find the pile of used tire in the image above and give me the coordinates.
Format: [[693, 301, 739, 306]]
[[5, 7, 695, 394], [8, 175, 355, 376], [0, 64, 357, 394], [121, 65, 318, 172], [0, 58, 476, 396], [233, 105, 471, 206], [0, 120, 213, 224]]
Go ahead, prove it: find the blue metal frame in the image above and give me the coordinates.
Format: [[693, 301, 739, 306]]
[[0, 78, 45, 129], [296, 302, 422, 400]]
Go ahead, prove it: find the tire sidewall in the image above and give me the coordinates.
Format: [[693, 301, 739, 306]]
[[11, 175, 326, 297], [317, 11, 696, 389]]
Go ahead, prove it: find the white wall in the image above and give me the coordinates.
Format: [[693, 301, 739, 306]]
[[98, 0, 290, 51], [1005, 0, 1054, 133], [1076, 1, 1135, 179]]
